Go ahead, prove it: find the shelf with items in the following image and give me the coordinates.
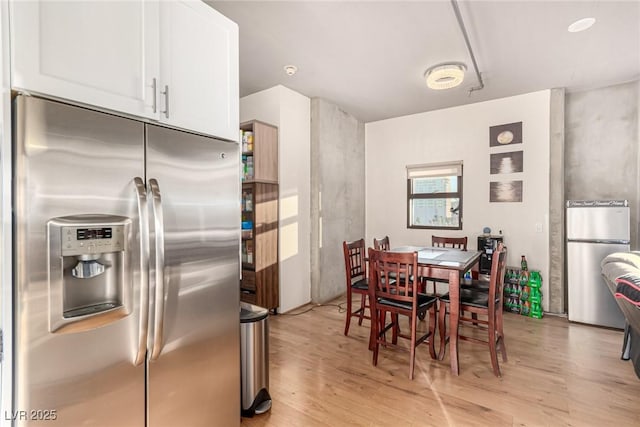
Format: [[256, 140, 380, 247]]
[[239, 120, 278, 183], [239, 120, 279, 312], [241, 238, 254, 268], [240, 182, 278, 311]]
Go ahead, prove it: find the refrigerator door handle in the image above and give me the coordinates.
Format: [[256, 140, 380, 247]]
[[133, 177, 150, 366], [567, 238, 631, 245], [148, 178, 165, 360]]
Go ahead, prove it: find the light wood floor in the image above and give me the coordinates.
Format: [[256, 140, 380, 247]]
[[241, 296, 640, 426]]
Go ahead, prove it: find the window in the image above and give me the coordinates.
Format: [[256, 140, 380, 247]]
[[407, 161, 463, 230]]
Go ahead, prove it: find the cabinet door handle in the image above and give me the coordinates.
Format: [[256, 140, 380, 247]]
[[161, 85, 169, 119], [151, 78, 157, 113]]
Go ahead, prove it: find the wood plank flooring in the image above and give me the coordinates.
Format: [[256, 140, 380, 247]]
[[241, 296, 640, 426]]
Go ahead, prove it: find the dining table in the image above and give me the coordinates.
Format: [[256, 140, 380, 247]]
[[371, 245, 482, 376]]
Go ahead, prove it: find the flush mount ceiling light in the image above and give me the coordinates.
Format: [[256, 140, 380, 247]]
[[568, 17, 596, 33], [424, 63, 467, 90], [283, 65, 298, 76]]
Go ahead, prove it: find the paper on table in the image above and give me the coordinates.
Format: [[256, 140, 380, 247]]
[[438, 261, 461, 267], [418, 250, 445, 259]]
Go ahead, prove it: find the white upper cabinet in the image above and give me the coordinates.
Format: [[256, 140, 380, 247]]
[[9, 1, 239, 140], [10, 1, 160, 120], [160, 1, 239, 141]]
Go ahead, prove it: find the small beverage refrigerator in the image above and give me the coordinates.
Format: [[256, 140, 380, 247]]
[[477, 235, 504, 275]]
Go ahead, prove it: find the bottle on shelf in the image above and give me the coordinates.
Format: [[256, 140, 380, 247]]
[[246, 240, 253, 264], [240, 130, 247, 152], [244, 131, 253, 152], [241, 155, 248, 181], [245, 193, 252, 211], [247, 156, 254, 180], [521, 255, 528, 271]]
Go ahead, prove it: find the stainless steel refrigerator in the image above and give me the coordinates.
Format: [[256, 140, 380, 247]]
[[12, 95, 240, 426], [567, 200, 629, 329]]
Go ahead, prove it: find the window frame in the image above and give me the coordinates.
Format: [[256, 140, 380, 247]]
[[406, 162, 463, 230]]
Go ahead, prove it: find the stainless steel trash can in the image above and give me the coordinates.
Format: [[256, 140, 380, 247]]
[[240, 302, 271, 417]]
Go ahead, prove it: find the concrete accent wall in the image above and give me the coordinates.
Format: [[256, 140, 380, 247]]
[[548, 88, 565, 314], [240, 85, 312, 313], [310, 98, 365, 303], [565, 80, 640, 250]]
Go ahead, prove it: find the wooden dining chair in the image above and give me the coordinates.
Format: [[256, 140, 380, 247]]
[[368, 248, 438, 380], [432, 236, 468, 250], [437, 243, 508, 376], [373, 236, 390, 251], [422, 236, 469, 295], [342, 239, 371, 336]]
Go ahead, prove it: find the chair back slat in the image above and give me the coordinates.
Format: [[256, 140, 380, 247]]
[[488, 242, 508, 313], [343, 239, 366, 284], [373, 236, 390, 251], [432, 235, 467, 251], [370, 249, 417, 305]]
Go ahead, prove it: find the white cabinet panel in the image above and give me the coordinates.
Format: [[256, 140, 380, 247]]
[[159, 1, 238, 140], [9, 0, 238, 140], [10, 1, 159, 119]]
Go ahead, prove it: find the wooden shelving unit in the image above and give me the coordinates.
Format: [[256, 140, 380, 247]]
[[240, 120, 279, 312]]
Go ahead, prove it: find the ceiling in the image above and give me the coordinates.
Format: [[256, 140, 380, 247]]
[[210, 1, 640, 123]]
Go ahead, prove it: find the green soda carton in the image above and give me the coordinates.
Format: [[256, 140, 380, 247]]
[[529, 287, 543, 318], [529, 270, 542, 288]]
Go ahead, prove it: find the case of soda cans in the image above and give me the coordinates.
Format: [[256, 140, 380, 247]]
[[503, 267, 543, 318]]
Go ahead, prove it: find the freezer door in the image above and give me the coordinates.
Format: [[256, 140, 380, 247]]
[[145, 125, 240, 427], [13, 96, 145, 426], [566, 206, 630, 241], [567, 241, 627, 328]]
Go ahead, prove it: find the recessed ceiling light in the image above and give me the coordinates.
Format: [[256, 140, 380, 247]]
[[424, 63, 466, 90], [284, 65, 298, 76], [568, 17, 596, 33]]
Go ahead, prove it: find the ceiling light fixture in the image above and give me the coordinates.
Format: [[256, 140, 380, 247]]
[[424, 63, 466, 90], [284, 65, 298, 76], [568, 17, 596, 33]]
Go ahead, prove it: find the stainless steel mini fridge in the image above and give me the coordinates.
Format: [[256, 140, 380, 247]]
[[567, 200, 629, 329]]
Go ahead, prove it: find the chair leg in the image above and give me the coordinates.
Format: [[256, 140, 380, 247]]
[[380, 310, 387, 343], [496, 307, 508, 362], [358, 293, 366, 326], [344, 290, 352, 336], [428, 305, 437, 360], [437, 301, 447, 360], [373, 308, 380, 367], [409, 312, 417, 380], [488, 320, 501, 377], [391, 313, 399, 345]]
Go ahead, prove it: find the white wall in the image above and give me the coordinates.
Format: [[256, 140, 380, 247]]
[[366, 90, 551, 309], [240, 85, 311, 313]]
